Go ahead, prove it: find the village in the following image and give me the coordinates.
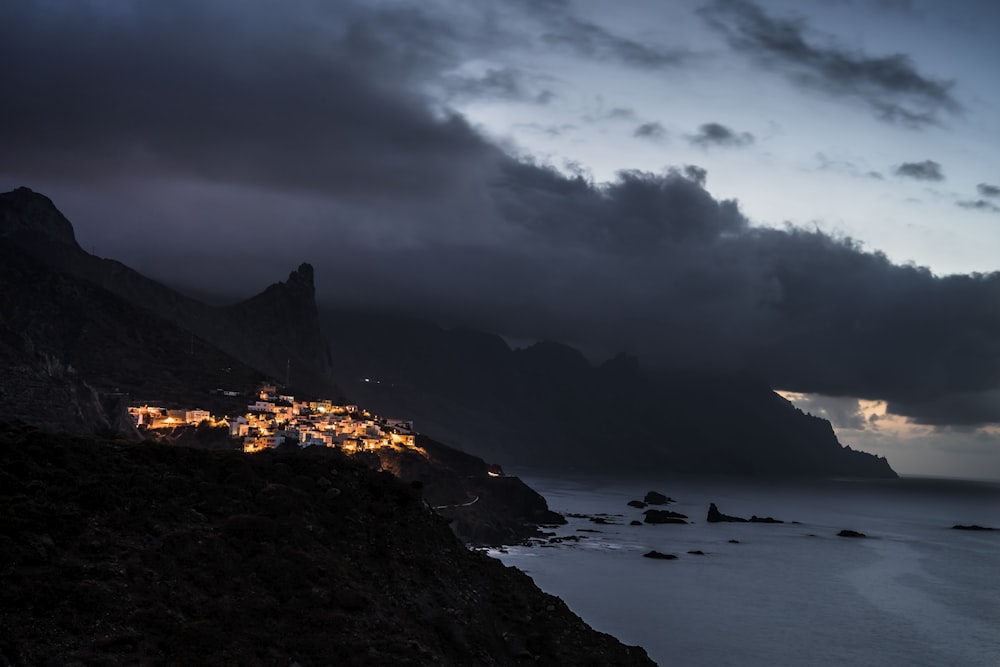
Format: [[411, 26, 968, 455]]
[[127, 383, 420, 455]]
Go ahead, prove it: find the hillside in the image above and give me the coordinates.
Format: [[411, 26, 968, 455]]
[[0, 187, 337, 397], [0, 245, 265, 431], [0, 421, 653, 665]]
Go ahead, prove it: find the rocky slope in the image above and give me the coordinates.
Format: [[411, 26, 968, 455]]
[[0, 421, 654, 666], [0, 187, 336, 397], [0, 245, 264, 432], [0, 241, 563, 547]]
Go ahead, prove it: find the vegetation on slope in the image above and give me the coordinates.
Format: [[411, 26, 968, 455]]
[[0, 421, 653, 666]]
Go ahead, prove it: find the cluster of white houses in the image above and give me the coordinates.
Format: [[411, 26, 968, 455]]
[[128, 384, 417, 455]]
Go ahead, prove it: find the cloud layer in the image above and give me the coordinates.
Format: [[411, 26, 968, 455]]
[[700, 0, 960, 127], [2, 0, 1000, 432]]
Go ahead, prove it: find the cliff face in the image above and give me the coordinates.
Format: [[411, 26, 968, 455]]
[[324, 309, 897, 478], [0, 422, 654, 666], [0, 246, 264, 433], [0, 187, 336, 397]]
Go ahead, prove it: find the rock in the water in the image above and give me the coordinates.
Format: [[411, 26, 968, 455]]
[[643, 509, 688, 524], [706, 503, 748, 523], [627, 500, 647, 509], [951, 524, 994, 531], [749, 515, 784, 524], [687, 550, 705, 555], [644, 491, 671, 505], [630, 520, 643, 526], [728, 539, 740, 544], [837, 529, 866, 538], [642, 550, 677, 560]]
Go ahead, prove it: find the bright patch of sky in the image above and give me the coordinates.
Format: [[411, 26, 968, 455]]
[[446, 0, 1000, 276]]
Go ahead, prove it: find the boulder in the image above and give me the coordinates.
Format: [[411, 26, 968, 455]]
[[706, 503, 747, 523], [749, 515, 783, 524], [627, 500, 647, 509], [643, 509, 688, 524], [643, 491, 672, 505], [642, 550, 677, 560], [629, 520, 642, 526], [837, 529, 866, 538], [951, 524, 994, 531]]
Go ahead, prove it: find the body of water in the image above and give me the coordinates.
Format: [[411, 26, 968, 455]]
[[492, 474, 1000, 666]]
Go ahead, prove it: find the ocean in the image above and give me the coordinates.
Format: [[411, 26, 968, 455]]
[[491, 474, 1000, 666]]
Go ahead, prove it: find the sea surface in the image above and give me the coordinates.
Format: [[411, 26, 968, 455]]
[[491, 474, 1000, 666]]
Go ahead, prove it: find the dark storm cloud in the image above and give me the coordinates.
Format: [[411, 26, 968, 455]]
[[688, 123, 755, 148], [633, 122, 667, 140], [978, 183, 1000, 198], [957, 200, 1000, 213], [683, 165, 708, 186], [894, 160, 944, 181], [0, 0, 500, 197], [700, 0, 960, 127], [4, 0, 1000, 430]]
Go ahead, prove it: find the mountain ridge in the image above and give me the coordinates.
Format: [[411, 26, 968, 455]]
[[1, 186, 896, 478], [0, 187, 336, 397]]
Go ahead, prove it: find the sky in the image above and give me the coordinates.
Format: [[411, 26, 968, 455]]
[[2, 0, 1000, 478]]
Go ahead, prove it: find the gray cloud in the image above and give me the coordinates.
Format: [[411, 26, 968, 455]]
[[978, 183, 1000, 198], [633, 122, 667, 140], [683, 165, 708, 186], [700, 0, 960, 127], [444, 67, 554, 104], [2, 0, 1000, 432], [816, 152, 885, 180], [957, 200, 1000, 213], [607, 107, 638, 120], [521, 2, 696, 70], [894, 160, 944, 181], [688, 122, 755, 148]]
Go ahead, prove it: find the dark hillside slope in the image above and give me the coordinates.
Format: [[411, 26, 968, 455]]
[[0, 246, 264, 430], [0, 422, 654, 666], [0, 187, 336, 397]]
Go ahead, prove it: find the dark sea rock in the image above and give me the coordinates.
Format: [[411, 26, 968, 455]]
[[630, 520, 643, 526], [728, 539, 740, 544], [627, 500, 647, 509], [643, 509, 689, 524], [642, 550, 678, 560], [687, 550, 705, 555], [838, 529, 867, 538], [951, 524, 994, 531], [643, 491, 672, 505], [707, 503, 748, 523], [749, 515, 784, 524]]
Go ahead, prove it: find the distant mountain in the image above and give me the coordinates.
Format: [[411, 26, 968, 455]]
[[0, 187, 336, 398], [323, 308, 897, 478]]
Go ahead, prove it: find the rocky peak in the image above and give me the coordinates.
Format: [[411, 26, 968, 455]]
[[0, 187, 81, 250], [286, 262, 315, 299]]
